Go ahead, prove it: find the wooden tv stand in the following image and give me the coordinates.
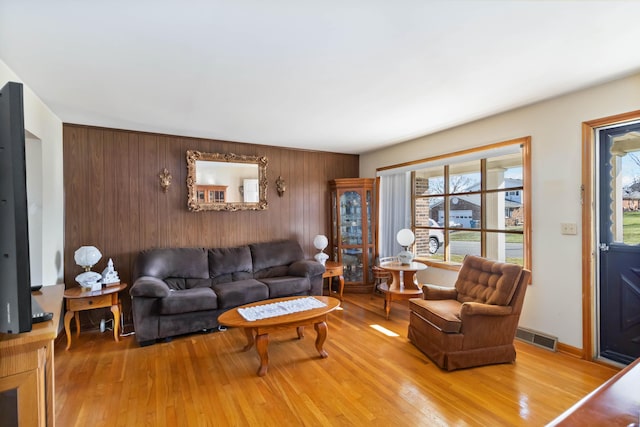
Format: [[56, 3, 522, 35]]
[[0, 284, 64, 426], [548, 356, 640, 426]]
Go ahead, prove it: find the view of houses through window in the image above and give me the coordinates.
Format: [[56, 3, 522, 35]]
[[410, 138, 530, 266]]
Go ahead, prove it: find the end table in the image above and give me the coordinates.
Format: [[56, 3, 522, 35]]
[[323, 261, 344, 301], [63, 282, 127, 350], [379, 261, 427, 319]]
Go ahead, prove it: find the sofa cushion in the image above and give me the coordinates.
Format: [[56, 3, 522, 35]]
[[208, 246, 254, 284], [409, 298, 463, 333], [260, 276, 311, 298], [158, 287, 218, 315], [454, 255, 523, 306], [134, 248, 209, 280], [211, 279, 269, 309], [164, 278, 213, 291], [250, 240, 304, 279], [254, 265, 289, 279]]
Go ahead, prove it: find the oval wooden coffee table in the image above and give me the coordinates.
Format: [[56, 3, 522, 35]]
[[218, 296, 340, 376]]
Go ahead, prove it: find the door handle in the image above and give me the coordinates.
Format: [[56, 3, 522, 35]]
[[599, 243, 610, 252]]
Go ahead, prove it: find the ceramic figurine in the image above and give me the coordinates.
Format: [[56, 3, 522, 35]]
[[101, 258, 120, 285]]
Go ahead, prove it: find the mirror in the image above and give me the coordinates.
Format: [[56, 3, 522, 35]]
[[186, 150, 268, 211]]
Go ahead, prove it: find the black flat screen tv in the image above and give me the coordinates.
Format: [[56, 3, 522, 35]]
[[0, 81, 32, 334]]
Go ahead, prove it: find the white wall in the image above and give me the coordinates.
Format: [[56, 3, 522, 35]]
[[361, 72, 640, 349], [25, 133, 43, 286], [0, 59, 64, 287]]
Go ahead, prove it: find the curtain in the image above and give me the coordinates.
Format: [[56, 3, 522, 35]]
[[378, 172, 411, 258]]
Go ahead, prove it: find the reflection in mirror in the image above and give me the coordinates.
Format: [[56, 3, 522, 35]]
[[186, 151, 268, 211]]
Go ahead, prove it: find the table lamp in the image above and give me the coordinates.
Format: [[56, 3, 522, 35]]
[[396, 228, 415, 265], [74, 246, 103, 289], [313, 234, 329, 266]]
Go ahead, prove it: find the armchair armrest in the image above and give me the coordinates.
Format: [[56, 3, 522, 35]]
[[460, 302, 513, 317], [130, 276, 171, 298], [288, 260, 325, 277], [422, 284, 458, 301]]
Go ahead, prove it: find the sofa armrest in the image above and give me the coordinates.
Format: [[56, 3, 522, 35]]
[[130, 276, 171, 298], [422, 284, 457, 301], [288, 260, 325, 277], [460, 302, 513, 317]]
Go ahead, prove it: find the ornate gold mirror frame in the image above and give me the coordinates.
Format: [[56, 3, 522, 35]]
[[186, 150, 268, 211]]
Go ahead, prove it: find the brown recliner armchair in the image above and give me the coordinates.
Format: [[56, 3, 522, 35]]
[[408, 255, 531, 371]]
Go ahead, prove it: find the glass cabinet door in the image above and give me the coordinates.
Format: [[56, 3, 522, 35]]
[[366, 189, 372, 245], [331, 189, 338, 261], [340, 191, 363, 246], [341, 247, 363, 283]]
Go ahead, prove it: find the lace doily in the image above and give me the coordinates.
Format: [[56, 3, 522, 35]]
[[238, 297, 327, 321]]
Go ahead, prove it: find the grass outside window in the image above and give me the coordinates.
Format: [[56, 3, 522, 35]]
[[623, 211, 640, 244]]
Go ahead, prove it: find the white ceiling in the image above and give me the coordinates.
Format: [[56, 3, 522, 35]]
[[2, 1, 640, 155]]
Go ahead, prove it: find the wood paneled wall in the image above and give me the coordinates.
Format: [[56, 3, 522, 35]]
[[63, 124, 359, 319]]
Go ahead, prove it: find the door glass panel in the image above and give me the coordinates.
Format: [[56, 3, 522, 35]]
[[609, 131, 640, 244]]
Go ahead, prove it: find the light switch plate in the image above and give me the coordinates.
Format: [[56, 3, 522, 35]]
[[560, 222, 577, 235]]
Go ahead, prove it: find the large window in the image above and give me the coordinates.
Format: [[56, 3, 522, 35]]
[[378, 137, 530, 268]]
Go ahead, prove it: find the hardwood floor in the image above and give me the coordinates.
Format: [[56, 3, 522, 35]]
[[54, 293, 618, 426]]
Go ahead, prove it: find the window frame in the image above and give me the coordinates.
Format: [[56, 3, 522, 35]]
[[376, 136, 531, 273]]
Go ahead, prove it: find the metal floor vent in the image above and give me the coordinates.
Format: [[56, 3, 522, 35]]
[[515, 327, 558, 351]]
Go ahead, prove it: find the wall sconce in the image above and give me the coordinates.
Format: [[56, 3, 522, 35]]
[[159, 168, 172, 193], [276, 175, 286, 197]]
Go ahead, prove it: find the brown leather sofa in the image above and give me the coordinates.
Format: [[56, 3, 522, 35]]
[[130, 240, 325, 346], [407, 255, 531, 371]]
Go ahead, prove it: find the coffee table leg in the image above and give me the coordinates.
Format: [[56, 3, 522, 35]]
[[242, 328, 255, 351], [297, 326, 305, 339], [255, 333, 269, 376], [314, 320, 329, 358]]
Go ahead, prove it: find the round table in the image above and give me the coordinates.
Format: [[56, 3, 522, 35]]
[[63, 283, 127, 350], [379, 261, 427, 319]]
